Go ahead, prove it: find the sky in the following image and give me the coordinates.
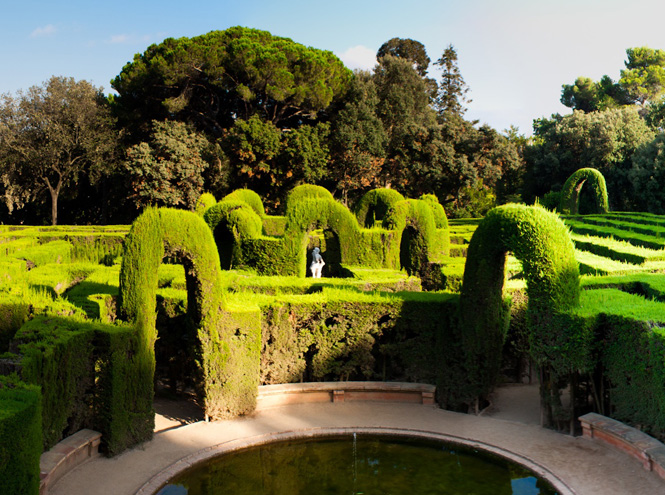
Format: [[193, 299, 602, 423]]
[[4, 0, 665, 135]]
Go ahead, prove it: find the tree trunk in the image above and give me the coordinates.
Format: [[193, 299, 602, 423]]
[[45, 177, 61, 226]]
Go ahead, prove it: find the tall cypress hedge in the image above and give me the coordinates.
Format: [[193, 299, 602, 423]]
[[559, 167, 609, 215], [459, 204, 580, 406], [119, 207, 260, 420]]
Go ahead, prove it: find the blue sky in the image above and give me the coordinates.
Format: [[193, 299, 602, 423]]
[[4, 0, 665, 135]]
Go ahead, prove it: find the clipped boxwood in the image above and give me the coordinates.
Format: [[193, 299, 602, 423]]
[[559, 167, 609, 215], [0, 375, 41, 495], [459, 204, 580, 406], [119, 207, 260, 420], [354, 188, 405, 228], [223, 188, 266, 217]]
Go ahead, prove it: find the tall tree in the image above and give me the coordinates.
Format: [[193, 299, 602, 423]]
[[376, 38, 431, 77], [620, 47, 665, 106], [328, 72, 387, 204], [123, 120, 210, 210], [524, 108, 654, 209], [434, 45, 471, 118], [373, 55, 438, 189], [111, 27, 351, 140], [0, 76, 117, 225]]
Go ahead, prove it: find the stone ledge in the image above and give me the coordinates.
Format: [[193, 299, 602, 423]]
[[39, 429, 102, 495], [579, 412, 665, 482], [257, 381, 436, 410]]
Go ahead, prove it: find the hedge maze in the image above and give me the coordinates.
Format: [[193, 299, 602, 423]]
[[6, 185, 665, 493]]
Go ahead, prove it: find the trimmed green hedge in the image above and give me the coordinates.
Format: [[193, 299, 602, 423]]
[[559, 167, 609, 215], [384, 199, 438, 276], [195, 192, 217, 216], [354, 188, 405, 228], [119, 207, 260, 420], [282, 198, 362, 277], [223, 188, 266, 218], [12, 316, 145, 455], [285, 184, 334, 214], [0, 375, 41, 495], [459, 204, 580, 406]]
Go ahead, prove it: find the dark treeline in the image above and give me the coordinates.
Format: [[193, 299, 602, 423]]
[[2, 27, 665, 225]]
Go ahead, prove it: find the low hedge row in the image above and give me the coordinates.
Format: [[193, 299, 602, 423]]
[[0, 375, 41, 495], [10, 316, 145, 455]]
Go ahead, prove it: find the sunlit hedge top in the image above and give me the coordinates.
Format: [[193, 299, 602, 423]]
[[223, 189, 266, 218], [354, 188, 405, 228], [285, 184, 334, 214], [559, 167, 609, 215], [195, 192, 217, 216]]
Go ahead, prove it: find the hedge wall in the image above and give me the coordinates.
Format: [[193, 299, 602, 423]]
[[0, 375, 41, 495], [459, 204, 580, 407], [11, 316, 145, 455], [559, 167, 609, 215]]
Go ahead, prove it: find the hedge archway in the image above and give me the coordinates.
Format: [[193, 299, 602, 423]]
[[459, 204, 580, 403], [559, 167, 609, 215], [119, 208, 260, 421], [354, 188, 405, 228], [383, 199, 436, 276], [283, 198, 361, 277]]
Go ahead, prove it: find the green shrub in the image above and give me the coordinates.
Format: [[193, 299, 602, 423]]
[[420, 194, 448, 229], [559, 167, 609, 215], [194, 192, 217, 216], [459, 204, 580, 406], [16, 317, 97, 450], [284, 184, 334, 214], [384, 199, 437, 276], [537, 191, 562, 211], [223, 188, 266, 217], [262, 215, 287, 236], [0, 375, 41, 495], [204, 200, 263, 269], [354, 188, 405, 228]]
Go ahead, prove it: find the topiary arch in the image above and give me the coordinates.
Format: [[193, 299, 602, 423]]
[[354, 188, 405, 228], [119, 208, 260, 422], [458, 204, 580, 404], [383, 199, 436, 276], [559, 167, 609, 215], [283, 198, 361, 277]]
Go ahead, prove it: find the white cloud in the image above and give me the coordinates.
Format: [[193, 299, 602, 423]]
[[337, 45, 376, 71], [30, 24, 56, 38], [109, 34, 131, 44]]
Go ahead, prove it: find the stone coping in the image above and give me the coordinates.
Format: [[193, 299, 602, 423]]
[[135, 426, 575, 495], [579, 412, 665, 482], [39, 429, 102, 495], [256, 381, 436, 409]]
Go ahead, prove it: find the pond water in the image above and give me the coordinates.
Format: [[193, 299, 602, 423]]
[[157, 434, 559, 495]]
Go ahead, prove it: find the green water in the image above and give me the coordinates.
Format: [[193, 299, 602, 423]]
[[157, 435, 560, 495]]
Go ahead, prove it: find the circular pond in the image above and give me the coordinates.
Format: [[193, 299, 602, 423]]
[[155, 432, 561, 495]]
